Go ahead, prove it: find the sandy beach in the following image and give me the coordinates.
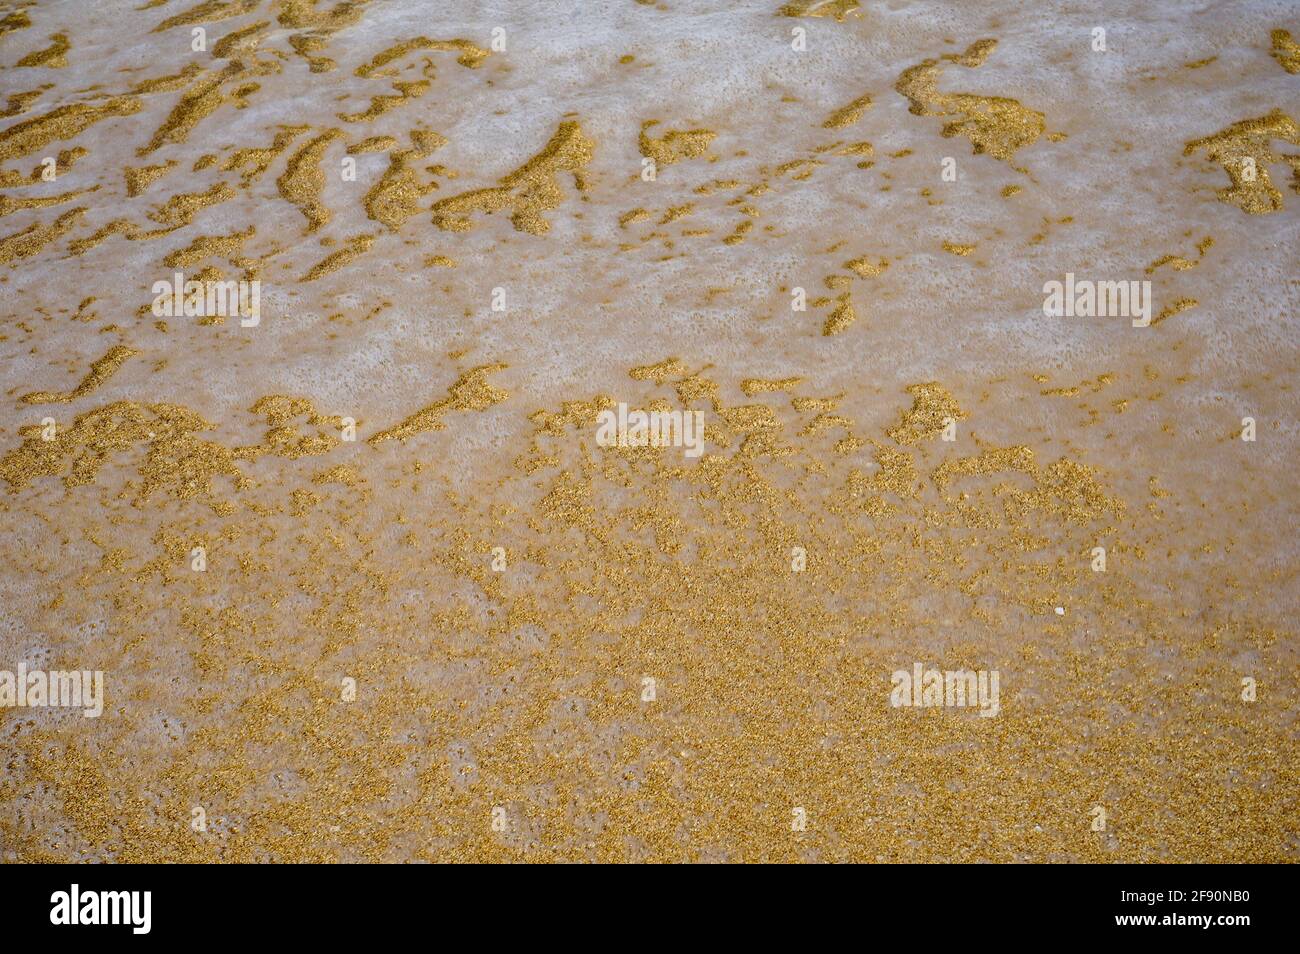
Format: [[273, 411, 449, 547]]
[[0, 0, 1296, 862]]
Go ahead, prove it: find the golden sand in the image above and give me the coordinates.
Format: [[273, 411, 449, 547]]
[[0, 0, 1295, 864]]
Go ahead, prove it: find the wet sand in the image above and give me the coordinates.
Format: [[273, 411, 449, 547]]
[[0, 0, 1296, 862]]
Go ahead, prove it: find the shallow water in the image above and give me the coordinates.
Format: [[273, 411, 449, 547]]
[[0, 0, 1296, 862]]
